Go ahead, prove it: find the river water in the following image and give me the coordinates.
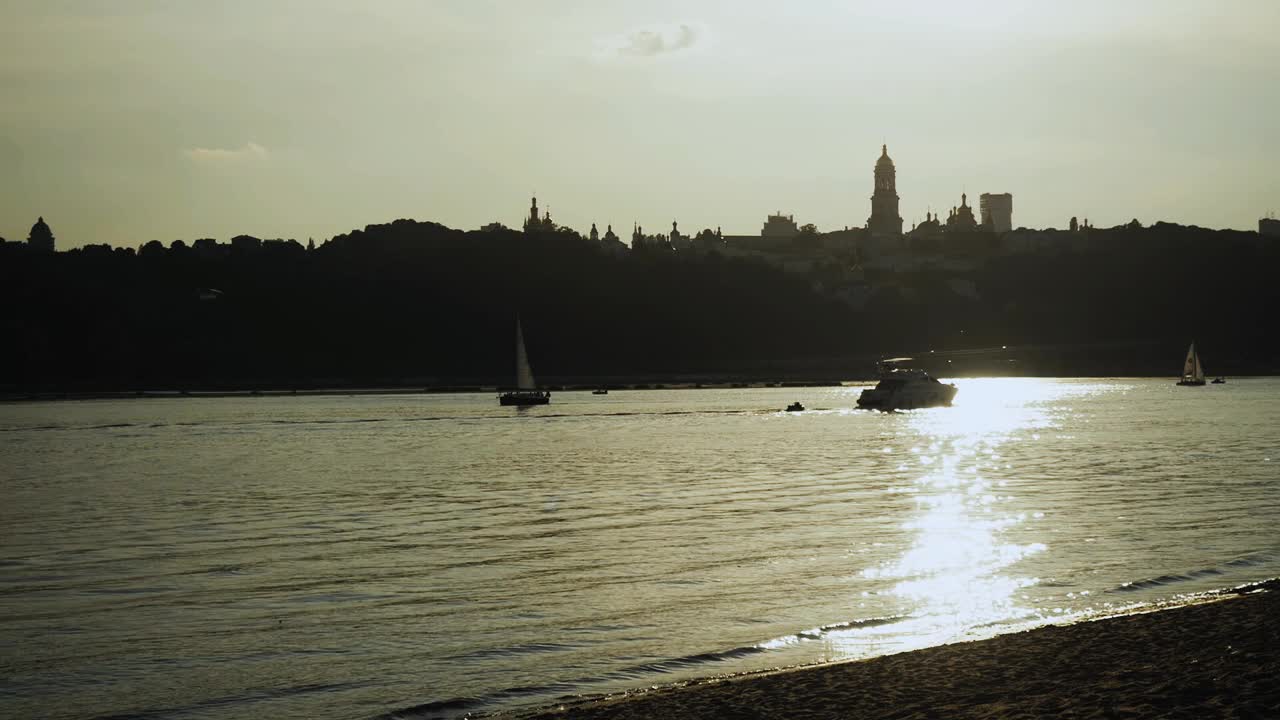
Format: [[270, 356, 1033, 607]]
[[1, 379, 1278, 719]]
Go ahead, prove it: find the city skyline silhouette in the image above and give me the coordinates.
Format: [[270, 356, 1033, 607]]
[[2, 2, 1278, 248]]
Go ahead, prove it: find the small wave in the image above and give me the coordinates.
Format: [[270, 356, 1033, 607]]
[[765, 615, 910, 645], [379, 645, 770, 719], [375, 695, 489, 719], [0, 422, 138, 432], [87, 680, 374, 720], [606, 644, 767, 679], [813, 615, 906, 633], [382, 617, 911, 718], [0, 424, 66, 432], [1111, 552, 1278, 593], [448, 642, 583, 662]]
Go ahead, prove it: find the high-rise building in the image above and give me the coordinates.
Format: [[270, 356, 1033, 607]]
[[979, 193, 1013, 233], [867, 145, 902, 237]]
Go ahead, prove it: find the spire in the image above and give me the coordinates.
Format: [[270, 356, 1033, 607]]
[[961, 192, 968, 207], [881, 144, 887, 157]]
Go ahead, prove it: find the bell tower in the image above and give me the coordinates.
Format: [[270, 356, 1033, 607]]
[[867, 145, 903, 237]]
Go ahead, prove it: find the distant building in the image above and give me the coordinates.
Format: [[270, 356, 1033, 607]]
[[908, 211, 944, 241], [599, 224, 628, 257], [631, 223, 670, 251], [945, 193, 979, 232], [522, 196, 555, 233], [979, 193, 1013, 233], [761, 212, 799, 239], [589, 223, 599, 242], [27, 216, 55, 252], [1261, 216, 1280, 237], [867, 145, 903, 237], [480, 222, 508, 232], [669, 221, 693, 251], [692, 227, 726, 253]]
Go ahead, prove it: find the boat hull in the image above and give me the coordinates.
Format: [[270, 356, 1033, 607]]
[[499, 391, 550, 406], [1176, 380, 1206, 387], [857, 383, 957, 411]]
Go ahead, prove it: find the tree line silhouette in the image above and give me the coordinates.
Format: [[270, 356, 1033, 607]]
[[1, 218, 1276, 393]]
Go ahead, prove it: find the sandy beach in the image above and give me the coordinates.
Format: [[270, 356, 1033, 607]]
[[513, 582, 1279, 719]]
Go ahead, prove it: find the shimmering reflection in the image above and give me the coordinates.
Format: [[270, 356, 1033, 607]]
[[4, 380, 1279, 720], [845, 379, 1092, 653]]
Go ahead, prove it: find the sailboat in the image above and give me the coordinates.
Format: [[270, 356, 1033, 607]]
[[499, 316, 551, 406], [1176, 343, 1206, 386]]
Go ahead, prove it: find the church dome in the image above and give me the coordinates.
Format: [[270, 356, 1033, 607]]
[[875, 144, 894, 169]]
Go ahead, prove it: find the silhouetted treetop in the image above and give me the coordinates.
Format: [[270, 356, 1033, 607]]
[[0, 216, 1276, 392]]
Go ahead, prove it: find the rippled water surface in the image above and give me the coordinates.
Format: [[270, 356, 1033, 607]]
[[2, 379, 1279, 719]]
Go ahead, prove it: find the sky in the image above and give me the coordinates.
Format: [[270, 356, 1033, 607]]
[[2, 0, 1279, 248]]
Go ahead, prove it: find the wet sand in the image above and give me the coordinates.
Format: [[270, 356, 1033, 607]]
[[516, 582, 1279, 719]]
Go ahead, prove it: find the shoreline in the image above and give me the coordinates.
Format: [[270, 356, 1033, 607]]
[[505, 580, 1280, 719], [2, 380, 846, 403], [2, 374, 1273, 403]]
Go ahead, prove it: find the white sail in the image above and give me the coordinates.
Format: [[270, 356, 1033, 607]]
[[1181, 343, 1205, 383], [515, 317, 536, 390]]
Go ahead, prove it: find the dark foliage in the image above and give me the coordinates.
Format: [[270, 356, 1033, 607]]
[[1, 220, 1276, 392]]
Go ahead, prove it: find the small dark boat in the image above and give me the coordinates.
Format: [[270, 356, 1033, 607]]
[[785, 401, 805, 412], [592, 388, 608, 395], [1212, 377, 1225, 384]]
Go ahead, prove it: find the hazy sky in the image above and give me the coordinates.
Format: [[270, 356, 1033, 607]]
[[2, 1, 1279, 248]]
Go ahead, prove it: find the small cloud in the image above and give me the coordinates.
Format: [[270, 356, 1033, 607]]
[[597, 22, 704, 59], [184, 142, 268, 163]]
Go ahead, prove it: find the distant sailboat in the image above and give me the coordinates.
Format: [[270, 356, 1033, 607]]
[[1176, 343, 1206, 386], [499, 316, 550, 406]]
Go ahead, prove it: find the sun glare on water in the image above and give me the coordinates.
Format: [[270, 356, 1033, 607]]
[[827, 379, 1110, 655]]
